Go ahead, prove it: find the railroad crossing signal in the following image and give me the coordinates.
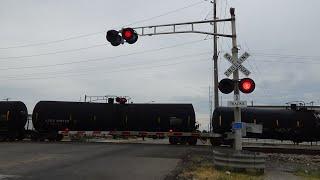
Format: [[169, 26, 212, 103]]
[[106, 28, 138, 46], [121, 28, 138, 44], [218, 78, 255, 94], [218, 78, 234, 94], [239, 78, 255, 94], [224, 52, 251, 77], [106, 30, 123, 46]]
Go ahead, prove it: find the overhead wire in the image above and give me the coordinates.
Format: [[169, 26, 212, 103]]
[[4, 58, 210, 81], [0, 38, 211, 71], [251, 53, 320, 61], [124, 0, 205, 27], [218, 50, 320, 63], [253, 59, 320, 64], [0, 43, 107, 61], [3, 51, 212, 79]]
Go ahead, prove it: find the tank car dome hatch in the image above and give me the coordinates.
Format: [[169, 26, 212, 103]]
[[290, 104, 297, 110], [108, 98, 114, 104]]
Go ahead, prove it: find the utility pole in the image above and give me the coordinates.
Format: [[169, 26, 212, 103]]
[[230, 8, 242, 151], [213, 0, 219, 110]]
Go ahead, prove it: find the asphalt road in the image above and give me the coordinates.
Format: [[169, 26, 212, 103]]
[[0, 142, 210, 180]]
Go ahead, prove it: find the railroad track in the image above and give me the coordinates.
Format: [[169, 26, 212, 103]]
[[243, 146, 320, 155], [2, 139, 320, 155]]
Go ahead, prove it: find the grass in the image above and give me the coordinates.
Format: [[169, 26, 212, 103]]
[[294, 168, 320, 180], [177, 155, 263, 180]]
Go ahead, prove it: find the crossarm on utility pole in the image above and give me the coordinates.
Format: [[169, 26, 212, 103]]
[[130, 18, 233, 38], [137, 30, 233, 38], [132, 18, 232, 29]]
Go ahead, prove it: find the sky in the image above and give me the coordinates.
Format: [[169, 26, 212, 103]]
[[0, 0, 320, 130]]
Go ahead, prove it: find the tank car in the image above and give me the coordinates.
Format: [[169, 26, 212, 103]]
[[32, 101, 122, 141], [0, 101, 28, 141], [122, 103, 197, 145], [32, 101, 197, 144], [212, 106, 320, 144]]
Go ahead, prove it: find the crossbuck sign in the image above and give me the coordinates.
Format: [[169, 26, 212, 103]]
[[224, 52, 251, 77]]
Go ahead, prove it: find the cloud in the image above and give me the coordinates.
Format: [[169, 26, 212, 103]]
[[0, 0, 319, 130]]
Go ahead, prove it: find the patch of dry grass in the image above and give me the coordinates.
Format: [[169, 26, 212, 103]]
[[294, 168, 320, 180], [177, 155, 263, 180]]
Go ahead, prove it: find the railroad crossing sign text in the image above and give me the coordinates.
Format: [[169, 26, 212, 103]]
[[224, 52, 251, 77]]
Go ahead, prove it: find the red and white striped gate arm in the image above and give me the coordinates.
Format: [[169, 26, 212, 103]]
[[58, 130, 221, 138]]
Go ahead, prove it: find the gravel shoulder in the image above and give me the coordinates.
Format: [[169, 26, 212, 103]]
[[167, 147, 320, 180]]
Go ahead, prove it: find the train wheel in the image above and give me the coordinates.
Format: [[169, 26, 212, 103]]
[[169, 137, 178, 145], [8, 137, 15, 142], [210, 138, 222, 146], [16, 131, 25, 141], [55, 134, 64, 141], [187, 137, 197, 145], [30, 132, 39, 141], [16, 134, 25, 141], [0, 136, 6, 142], [179, 137, 187, 145], [48, 137, 56, 142]]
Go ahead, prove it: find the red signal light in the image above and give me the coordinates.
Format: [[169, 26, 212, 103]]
[[122, 29, 134, 40], [239, 78, 255, 94], [121, 28, 138, 44]]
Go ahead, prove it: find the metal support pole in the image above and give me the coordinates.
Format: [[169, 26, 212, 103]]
[[230, 8, 242, 151], [213, 0, 219, 111]]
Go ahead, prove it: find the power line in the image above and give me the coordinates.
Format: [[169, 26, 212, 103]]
[[219, 50, 320, 62], [0, 31, 105, 50], [255, 59, 320, 64], [124, 0, 206, 27], [4, 58, 210, 81], [0, 1, 205, 50], [0, 38, 210, 71], [252, 53, 320, 61], [3, 51, 212, 79], [0, 43, 107, 61]]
